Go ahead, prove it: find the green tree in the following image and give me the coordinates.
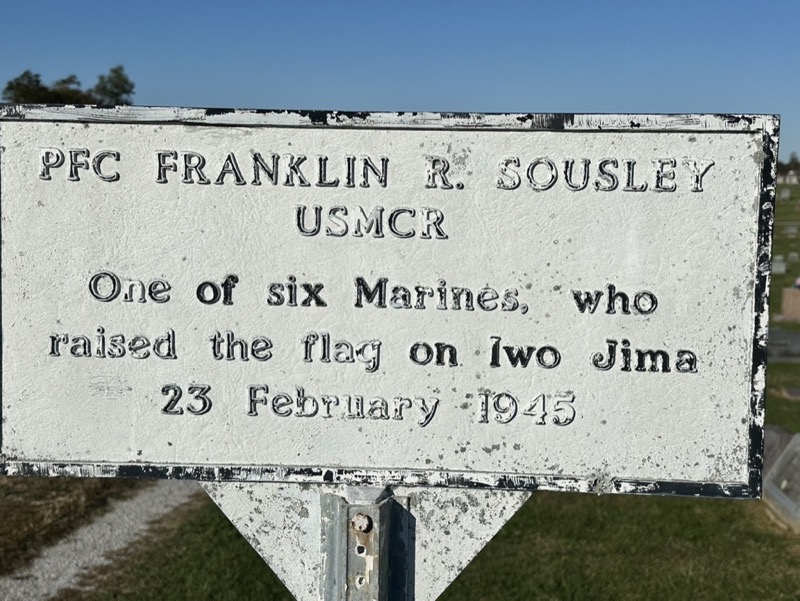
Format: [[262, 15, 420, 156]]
[[2, 66, 134, 106], [91, 65, 135, 106], [789, 152, 800, 173]]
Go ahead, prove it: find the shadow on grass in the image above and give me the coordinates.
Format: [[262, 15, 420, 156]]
[[42, 487, 800, 601], [0, 477, 150, 576]]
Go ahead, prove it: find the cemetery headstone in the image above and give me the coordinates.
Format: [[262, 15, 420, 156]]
[[769, 327, 800, 360], [764, 424, 794, 475], [783, 288, 800, 321], [765, 435, 800, 531]]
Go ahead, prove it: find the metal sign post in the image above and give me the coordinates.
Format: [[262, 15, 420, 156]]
[[0, 108, 778, 599], [321, 487, 409, 600], [202, 481, 529, 600]]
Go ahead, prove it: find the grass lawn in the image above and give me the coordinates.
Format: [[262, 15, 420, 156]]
[[51, 494, 293, 601], [47, 485, 800, 600], [767, 362, 800, 432], [0, 478, 149, 576], [445, 493, 800, 601], [767, 395, 800, 432]]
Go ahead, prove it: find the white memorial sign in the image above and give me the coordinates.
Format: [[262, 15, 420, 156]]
[[0, 109, 777, 499]]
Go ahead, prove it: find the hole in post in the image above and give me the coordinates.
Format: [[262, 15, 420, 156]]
[[356, 575, 366, 587], [356, 545, 366, 555], [350, 513, 373, 533]]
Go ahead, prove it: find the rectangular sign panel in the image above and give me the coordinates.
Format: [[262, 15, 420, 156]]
[[0, 108, 777, 497]]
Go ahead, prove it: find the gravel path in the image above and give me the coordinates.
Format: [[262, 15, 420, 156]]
[[0, 480, 202, 601]]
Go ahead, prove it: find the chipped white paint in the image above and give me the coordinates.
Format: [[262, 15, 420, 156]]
[[0, 106, 777, 132], [0, 108, 776, 497], [202, 482, 530, 601]]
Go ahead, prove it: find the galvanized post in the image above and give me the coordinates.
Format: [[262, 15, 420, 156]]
[[322, 487, 413, 601]]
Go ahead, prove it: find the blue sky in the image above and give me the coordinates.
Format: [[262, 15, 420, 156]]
[[1, 1, 797, 158]]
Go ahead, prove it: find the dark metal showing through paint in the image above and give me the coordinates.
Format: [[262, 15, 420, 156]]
[[0, 109, 778, 500]]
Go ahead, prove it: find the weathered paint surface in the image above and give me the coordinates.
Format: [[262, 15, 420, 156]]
[[0, 108, 777, 498], [202, 481, 530, 601]]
